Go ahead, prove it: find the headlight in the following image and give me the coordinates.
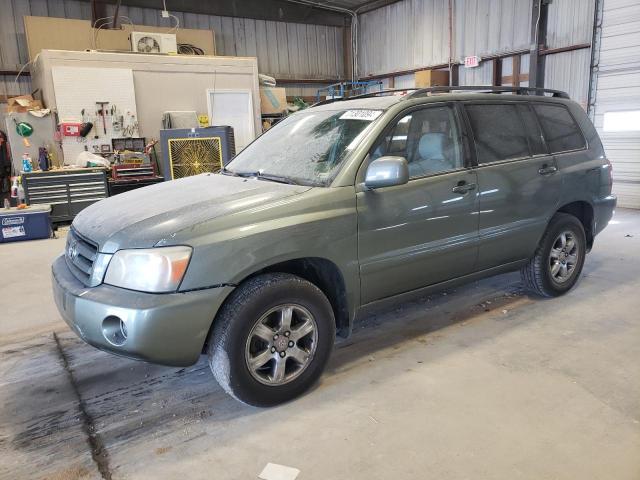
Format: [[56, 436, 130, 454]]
[[104, 246, 192, 293]]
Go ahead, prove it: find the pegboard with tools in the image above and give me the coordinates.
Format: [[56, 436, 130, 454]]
[[51, 66, 140, 163]]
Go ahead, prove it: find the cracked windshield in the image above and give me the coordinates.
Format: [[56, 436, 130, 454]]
[[227, 108, 383, 186]]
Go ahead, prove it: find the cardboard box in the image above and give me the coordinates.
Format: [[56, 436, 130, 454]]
[[7, 95, 44, 113], [260, 87, 287, 115], [414, 70, 450, 88]]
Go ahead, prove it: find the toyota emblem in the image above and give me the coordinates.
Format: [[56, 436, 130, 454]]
[[67, 239, 79, 261]]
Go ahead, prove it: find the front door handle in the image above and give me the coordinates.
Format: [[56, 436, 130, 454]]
[[538, 164, 558, 175], [452, 181, 477, 194]]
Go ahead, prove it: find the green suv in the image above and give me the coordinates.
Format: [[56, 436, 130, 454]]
[[52, 86, 616, 406]]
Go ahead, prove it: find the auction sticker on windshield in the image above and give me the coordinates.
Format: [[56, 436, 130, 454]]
[[339, 110, 382, 121]]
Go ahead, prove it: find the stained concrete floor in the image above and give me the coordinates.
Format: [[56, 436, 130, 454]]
[[1, 211, 639, 480]]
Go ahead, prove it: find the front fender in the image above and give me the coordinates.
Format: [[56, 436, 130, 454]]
[[174, 186, 360, 316]]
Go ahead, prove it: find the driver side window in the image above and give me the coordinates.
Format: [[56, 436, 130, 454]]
[[371, 105, 463, 179]]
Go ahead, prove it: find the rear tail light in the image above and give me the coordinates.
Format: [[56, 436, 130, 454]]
[[606, 158, 613, 189]]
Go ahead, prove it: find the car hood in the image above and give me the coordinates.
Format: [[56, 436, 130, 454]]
[[73, 173, 311, 253]]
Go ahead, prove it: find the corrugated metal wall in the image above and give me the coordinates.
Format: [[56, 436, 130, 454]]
[[544, 49, 591, 108], [542, 0, 595, 109], [358, 0, 531, 78], [0, 0, 345, 97], [592, 0, 640, 208], [546, 0, 595, 48], [1, 0, 600, 111], [457, 61, 493, 86], [357, 0, 449, 78], [454, 0, 531, 59], [358, 0, 594, 109]]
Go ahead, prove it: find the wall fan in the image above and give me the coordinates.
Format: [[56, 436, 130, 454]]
[[137, 36, 160, 53], [130, 32, 177, 54]]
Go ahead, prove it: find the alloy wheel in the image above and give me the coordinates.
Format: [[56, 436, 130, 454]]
[[245, 304, 318, 386], [549, 230, 580, 284]]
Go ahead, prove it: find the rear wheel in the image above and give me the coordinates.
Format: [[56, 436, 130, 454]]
[[207, 273, 335, 407], [521, 213, 586, 297]]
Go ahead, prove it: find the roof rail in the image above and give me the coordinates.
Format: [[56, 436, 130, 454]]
[[310, 85, 569, 108], [405, 85, 570, 99], [311, 88, 420, 107]]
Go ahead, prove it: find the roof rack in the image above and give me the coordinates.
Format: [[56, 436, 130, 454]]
[[311, 85, 569, 107], [405, 85, 570, 99], [311, 88, 421, 107]]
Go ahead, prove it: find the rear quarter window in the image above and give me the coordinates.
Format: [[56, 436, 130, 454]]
[[533, 104, 586, 153]]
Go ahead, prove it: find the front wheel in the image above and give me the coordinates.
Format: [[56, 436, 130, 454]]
[[207, 273, 335, 407], [521, 212, 587, 297]]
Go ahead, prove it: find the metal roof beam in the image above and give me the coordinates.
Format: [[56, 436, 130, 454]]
[[353, 0, 403, 14], [78, 0, 350, 26]]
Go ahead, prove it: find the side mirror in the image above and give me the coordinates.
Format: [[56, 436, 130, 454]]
[[364, 156, 409, 190]]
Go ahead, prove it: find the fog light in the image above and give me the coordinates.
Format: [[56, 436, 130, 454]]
[[102, 316, 127, 346]]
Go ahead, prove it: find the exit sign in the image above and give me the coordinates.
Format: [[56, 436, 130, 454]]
[[464, 55, 480, 68]]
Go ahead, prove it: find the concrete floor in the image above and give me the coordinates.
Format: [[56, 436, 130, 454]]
[[1, 211, 639, 480]]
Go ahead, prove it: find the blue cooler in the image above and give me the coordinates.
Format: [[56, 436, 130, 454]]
[[0, 205, 52, 243]]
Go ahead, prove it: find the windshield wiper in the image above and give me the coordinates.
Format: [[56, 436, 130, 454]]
[[233, 170, 300, 185], [220, 166, 239, 176]]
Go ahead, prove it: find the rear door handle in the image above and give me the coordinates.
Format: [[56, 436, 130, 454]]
[[452, 182, 477, 194], [538, 165, 558, 175]]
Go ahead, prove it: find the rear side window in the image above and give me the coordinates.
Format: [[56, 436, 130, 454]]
[[465, 104, 529, 164], [517, 104, 547, 156], [533, 104, 586, 153]]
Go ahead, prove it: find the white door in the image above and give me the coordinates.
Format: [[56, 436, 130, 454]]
[[593, 0, 640, 208], [207, 89, 256, 152]]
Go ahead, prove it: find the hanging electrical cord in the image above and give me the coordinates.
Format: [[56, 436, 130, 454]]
[[13, 60, 33, 92], [91, 15, 136, 50], [178, 43, 204, 55], [166, 13, 180, 33], [162, 0, 180, 33]]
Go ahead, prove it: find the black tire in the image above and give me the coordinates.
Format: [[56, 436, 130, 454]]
[[207, 273, 335, 407], [521, 212, 587, 297]]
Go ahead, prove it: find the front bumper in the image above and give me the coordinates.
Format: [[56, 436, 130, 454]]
[[52, 255, 234, 366]]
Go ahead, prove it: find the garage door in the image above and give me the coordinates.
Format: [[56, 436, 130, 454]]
[[593, 0, 640, 208]]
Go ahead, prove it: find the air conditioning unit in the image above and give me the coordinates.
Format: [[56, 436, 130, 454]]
[[130, 32, 177, 54]]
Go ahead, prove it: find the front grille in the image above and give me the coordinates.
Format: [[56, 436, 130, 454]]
[[65, 228, 98, 286]]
